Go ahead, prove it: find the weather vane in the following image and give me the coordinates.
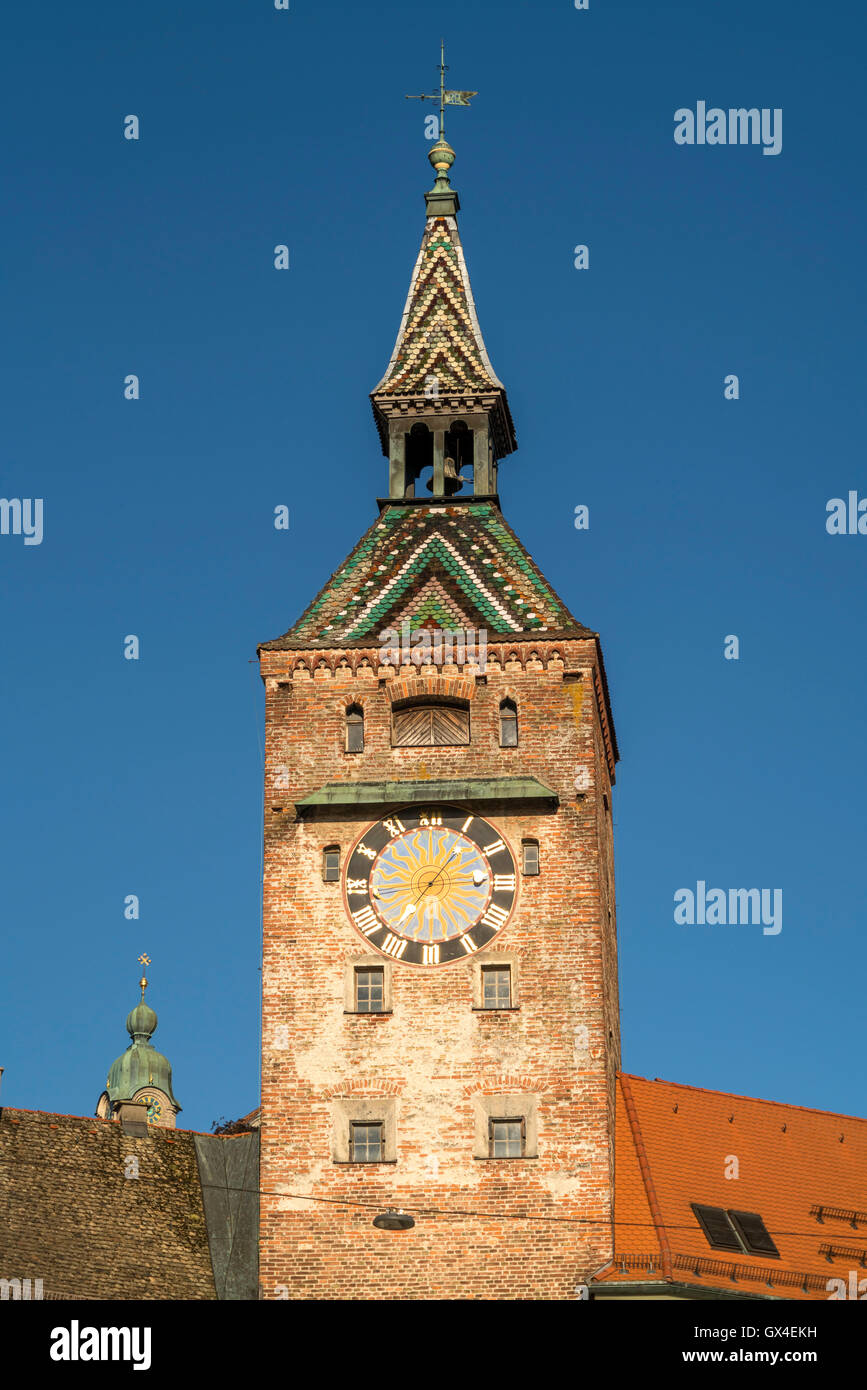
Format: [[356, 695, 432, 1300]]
[[405, 39, 477, 141]]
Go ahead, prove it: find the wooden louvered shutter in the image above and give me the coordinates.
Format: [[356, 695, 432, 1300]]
[[393, 706, 433, 746], [430, 705, 469, 745], [690, 1204, 741, 1251], [728, 1210, 780, 1257], [392, 703, 469, 747]]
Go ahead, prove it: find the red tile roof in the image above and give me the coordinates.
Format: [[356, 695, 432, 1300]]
[[595, 1074, 867, 1299]]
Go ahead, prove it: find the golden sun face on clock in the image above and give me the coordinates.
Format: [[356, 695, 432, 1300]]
[[344, 807, 517, 966]]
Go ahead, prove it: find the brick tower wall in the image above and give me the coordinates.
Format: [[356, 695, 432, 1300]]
[[258, 638, 620, 1299]]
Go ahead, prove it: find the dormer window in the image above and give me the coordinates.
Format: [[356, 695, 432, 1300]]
[[345, 704, 364, 753], [392, 699, 470, 747], [499, 699, 518, 747]]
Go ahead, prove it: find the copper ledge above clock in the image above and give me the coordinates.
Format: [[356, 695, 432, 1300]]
[[295, 777, 558, 816]]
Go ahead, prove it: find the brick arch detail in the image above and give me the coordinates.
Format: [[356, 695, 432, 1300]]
[[475, 943, 528, 960], [460, 1074, 550, 1099], [386, 673, 477, 705], [322, 1079, 404, 1100]]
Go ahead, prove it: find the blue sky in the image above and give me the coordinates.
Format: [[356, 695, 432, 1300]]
[[2, 0, 865, 1130]]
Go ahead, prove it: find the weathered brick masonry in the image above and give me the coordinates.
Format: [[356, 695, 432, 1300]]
[[258, 643, 621, 1298]]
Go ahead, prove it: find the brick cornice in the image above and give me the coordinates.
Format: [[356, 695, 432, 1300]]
[[259, 639, 587, 681]]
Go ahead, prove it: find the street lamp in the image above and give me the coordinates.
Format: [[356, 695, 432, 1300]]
[[372, 1208, 415, 1231]]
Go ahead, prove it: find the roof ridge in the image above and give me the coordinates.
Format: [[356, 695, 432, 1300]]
[[0, 1106, 227, 1137], [618, 1072, 867, 1125]]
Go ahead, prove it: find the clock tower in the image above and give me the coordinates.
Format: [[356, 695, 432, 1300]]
[[258, 128, 620, 1300]]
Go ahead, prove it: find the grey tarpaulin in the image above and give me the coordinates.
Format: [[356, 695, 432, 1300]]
[[194, 1131, 259, 1300]]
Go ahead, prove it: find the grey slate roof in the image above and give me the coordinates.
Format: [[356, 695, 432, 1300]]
[[0, 1108, 258, 1300]]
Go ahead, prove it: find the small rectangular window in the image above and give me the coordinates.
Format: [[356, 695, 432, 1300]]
[[323, 847, 340, 881], [521, 841, 539, 875], [489, 1118, 524, 1158], [355, 967, 384, 1013], [350, 1122, 383, 1162], [482, 966, 511, 1009]]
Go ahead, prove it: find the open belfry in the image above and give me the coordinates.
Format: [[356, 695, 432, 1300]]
[[257, 66, 621, 1300]]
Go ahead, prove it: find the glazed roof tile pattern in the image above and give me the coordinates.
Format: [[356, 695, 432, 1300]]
[[371, 215, 506, 400], [398, 575, 475, 632], [595, 1075, 867, 1300], [260, 503, 593, 648]]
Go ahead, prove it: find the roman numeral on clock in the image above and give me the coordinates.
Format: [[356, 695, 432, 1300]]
[[382, 817, 405, 838], [352, 906, 379, 936], [493, 874, 516, 892], [483, 838, 506, 855], [481, 904, 509, 929], [459, 933, 478, 954], [346, 878, 369, 894], [421, 943, 440, 965], [381, 932, 408, 960]]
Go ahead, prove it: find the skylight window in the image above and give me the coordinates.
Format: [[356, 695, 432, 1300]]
[[691, 1204, 780, 1258]]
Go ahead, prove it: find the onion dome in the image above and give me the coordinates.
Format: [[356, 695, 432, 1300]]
[[103, 962, 180, 1114]]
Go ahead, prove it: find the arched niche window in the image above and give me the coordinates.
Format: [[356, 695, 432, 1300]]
[[442, 420, 473, 494], [345, 704, 364, 753], [406, 422, 433, 498], [392, 698, 469, 748], [499, 699, 518, 747]]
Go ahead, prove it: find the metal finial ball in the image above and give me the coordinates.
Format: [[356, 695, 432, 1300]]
[[428, 139, 455, 175]]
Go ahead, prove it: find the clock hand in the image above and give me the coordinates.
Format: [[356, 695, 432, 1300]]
[[414, 851, 458, 903], [390, 853, 460, 934]]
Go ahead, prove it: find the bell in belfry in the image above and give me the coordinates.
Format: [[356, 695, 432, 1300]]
[[426, 456, 464, 495]]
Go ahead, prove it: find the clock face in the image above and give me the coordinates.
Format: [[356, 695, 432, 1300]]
[[139, 1094, 162, 1124], [343, 806, 517, 966]]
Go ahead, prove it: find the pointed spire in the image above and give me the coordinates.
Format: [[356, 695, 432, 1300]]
[[371, 63, 516, 500]]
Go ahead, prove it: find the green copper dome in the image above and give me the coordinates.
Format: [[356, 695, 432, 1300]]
[[125, 998, 158, 1043], [105, 976, 180, 1112]]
